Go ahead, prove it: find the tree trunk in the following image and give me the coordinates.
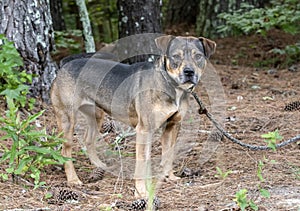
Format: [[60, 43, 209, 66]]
[[50, 0, 66, 31], [165, 0, 200, 34], [196, 0, 270, 38], [75, 0, 96, 53], [0, 0, 57, 103], [117, 0, 162, 63]]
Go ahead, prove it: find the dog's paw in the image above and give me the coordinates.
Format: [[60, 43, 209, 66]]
[[178, 167, 202, 178], [163, 171, 181, 181], [166, 173, 181, 181], [67, 178, 83, 186]]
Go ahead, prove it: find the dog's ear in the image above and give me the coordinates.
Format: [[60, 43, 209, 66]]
[[199, 37, 216, 58], [155, 35, 175, 54]]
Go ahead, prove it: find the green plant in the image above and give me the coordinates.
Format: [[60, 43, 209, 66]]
[[256, 159, 271, 199], [53, 30, 82, 54], [234, 156, 271, 210], [261, 130, 283, 151], [44, 192, 53, 200], [0, 34, 35, 109], [0, 97, 69, 189], [217, 0, 300, 36], [87, 0, 118, 43], [289, 164, 300, 180], [272, 42, 300, 66], [234, 189, 258, 211], [257, 160, 265, 182], [146, 179, 156, 210], [215, 166, 232, 180]]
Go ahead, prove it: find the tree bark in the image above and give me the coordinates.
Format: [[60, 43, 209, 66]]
[[165, 0, 200, 34], [50, 0, 66, 31], [117, 0, 162, 63], [75, 0, 96, 53], [196, 0, 270, 38], [0, 0, 57, 102]]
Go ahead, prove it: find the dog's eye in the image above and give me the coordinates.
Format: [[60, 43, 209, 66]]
[[194, 54, 204, 61], [172, 54, 181, 60]]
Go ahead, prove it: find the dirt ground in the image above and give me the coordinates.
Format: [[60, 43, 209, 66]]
[[0, 31, 300, 210]]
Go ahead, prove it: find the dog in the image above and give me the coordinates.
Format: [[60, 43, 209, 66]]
[[51, 35, 216, 198]]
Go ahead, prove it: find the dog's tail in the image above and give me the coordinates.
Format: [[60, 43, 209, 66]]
[[59, 52, 117, 68]]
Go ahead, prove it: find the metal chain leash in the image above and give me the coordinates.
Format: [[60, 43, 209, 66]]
[[191, 92, 300, 150]]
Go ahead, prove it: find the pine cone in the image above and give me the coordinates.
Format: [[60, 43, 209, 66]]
[[131, 197, 160, 210], [57, 188, 79, 201], [115, 201, 132, 210], [131, 199, 147, 210], [284, 101, 300, 112], [101, 120, 116, 133], [48, 188, 79, 205], [88, 167, 105, 182]]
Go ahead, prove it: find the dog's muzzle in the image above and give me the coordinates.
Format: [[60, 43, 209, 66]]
[[183, 67, 194, 77], [180, 68, 198, 85]]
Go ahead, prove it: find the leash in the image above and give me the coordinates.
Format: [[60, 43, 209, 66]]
[[191, 92, 300, 150]]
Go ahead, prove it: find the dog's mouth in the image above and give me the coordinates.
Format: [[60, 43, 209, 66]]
[[177, 74, 198, 91], [179, 74, 198, 85]]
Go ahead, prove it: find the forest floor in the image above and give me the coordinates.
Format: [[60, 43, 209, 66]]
[[0, 30, 300, 210]]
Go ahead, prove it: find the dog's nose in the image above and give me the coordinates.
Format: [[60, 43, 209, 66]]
[[183, 68, 194, 76]]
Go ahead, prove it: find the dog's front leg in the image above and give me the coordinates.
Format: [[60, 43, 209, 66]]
[[160, 112, 182, 181], [134, 125, 154, 198]]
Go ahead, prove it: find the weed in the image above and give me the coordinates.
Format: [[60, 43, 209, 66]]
[[53, 30, 82, 54], [215, 166, 232, 180], [0, 34, 35, 109], [217, 0, 300, 37], [261, 130, 283, 151], [272, 43, 300, 66], [234, 140, 274, 210], [234, 189, 258, 211], [288, 163, 300, 180], [257, 160, 264, 182], [0, 97, 69, 189]]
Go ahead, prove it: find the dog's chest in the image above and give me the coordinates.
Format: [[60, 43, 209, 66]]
[[175, 89, 187, 108]]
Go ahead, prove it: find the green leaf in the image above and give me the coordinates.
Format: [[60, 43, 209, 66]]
[[260, 188, 271, 198], [0, 85, 29, 101], [27, 110, 45, 123], [14, 157, 33, 175], [6, 167, 15, 174], [22, 146, 52, 154], [9, 140, 18, 166], [0, 173, 9, 180], [0, 151, 10, 162], [249, 200, 259, 210], [257, 160, 265, 182], [234, 188, 249, 211], [44, 192, 53, 199]]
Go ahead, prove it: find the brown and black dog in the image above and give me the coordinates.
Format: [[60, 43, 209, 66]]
[[51, 35, 216, 198]]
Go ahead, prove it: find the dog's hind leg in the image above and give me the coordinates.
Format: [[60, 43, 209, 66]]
[[79, 104, 107, 170], [96, 107, 105, 133], [60, 112, 83, 185]]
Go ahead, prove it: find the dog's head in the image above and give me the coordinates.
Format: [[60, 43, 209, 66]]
[[155, 36, 216, 90]]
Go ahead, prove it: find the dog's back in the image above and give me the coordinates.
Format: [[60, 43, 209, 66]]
[[51, 57, 156, 122], [59, 52, 117, 68]]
